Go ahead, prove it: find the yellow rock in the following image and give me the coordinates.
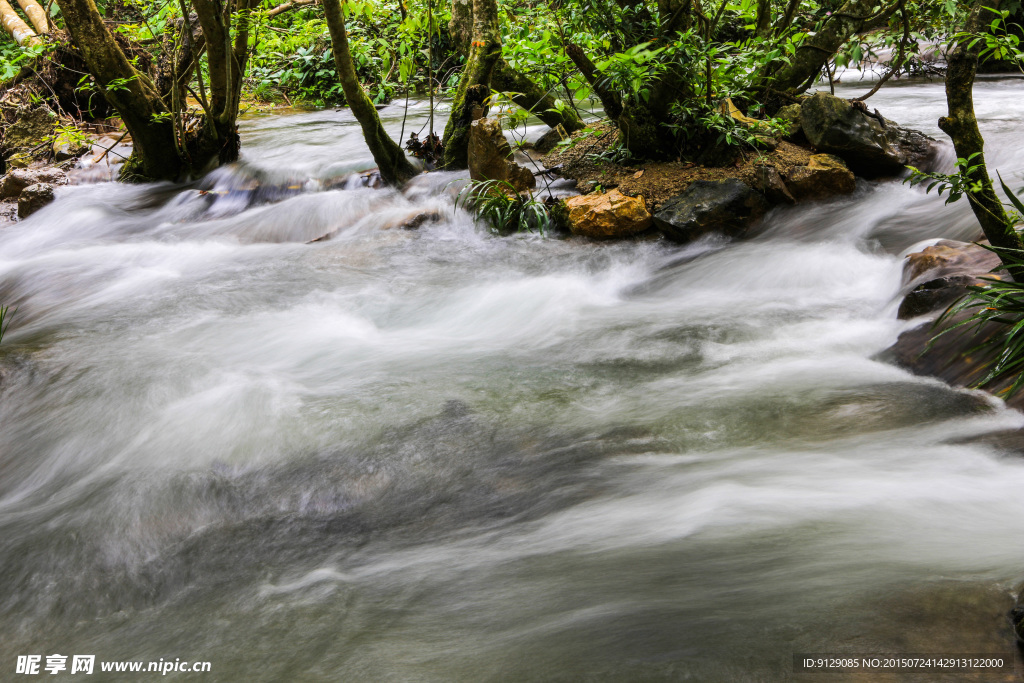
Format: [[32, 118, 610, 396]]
[[564, 189, 652, 239]]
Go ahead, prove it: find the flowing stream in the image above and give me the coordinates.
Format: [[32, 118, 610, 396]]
[[2, 78, 1024, 681]]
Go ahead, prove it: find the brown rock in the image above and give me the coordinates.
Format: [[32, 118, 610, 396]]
[[17, 183, 55, 218], [785, 154, 856, 200], [563, 189, 652, 239], [902, 240, 1000, 285], [1, 167, 68, 199], [468, 118, 536, 193], [896, 240, 1004, 320], [750, 165, 795, 205]]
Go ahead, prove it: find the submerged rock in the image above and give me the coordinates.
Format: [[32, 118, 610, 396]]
[[785, 153, 856, 200], [563, 189, 652, 239], [18, 183, 55, 218], [468, 117, 536, 193], [653, 178, 769, 243], [800, 92, 936, 177]]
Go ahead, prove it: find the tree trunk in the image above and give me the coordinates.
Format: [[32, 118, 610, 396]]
[[323, 0, 418, 185], [441, 0, 501, 169], [754, 0, 771, 38], [565, 42, 621, 120], [191, 0, 258, 167], [768, 0, 877, 95], [450, 0, 582, 135], [491, 59, 584, 132], [54, 0, 181, 180], [939, 0, 1024, 278], [1, 0, 40, 46]]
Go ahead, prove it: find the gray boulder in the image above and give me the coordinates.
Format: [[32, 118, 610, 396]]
[[18, 183, 55, 218], [800, 92, 935, 177], [653, 178, 769, 243]]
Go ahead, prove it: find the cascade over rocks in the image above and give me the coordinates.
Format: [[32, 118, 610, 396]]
[[784, 154, 856, 200], [800, 92, 936, 177], [653, 179, 769, 243], [468, 117, 536, 193], [562, 189, 652, 239]]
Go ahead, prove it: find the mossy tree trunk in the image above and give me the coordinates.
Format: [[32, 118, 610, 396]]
[[54, 0, 181, 180], [441, 0, 501, 169], [448, 0, 583, 136], [939, 0, 1024, 278], [190, 0, 259, 168], [55, 0, 257, 181], [323, 0, 418, 185], [767, 0, 880, 95]]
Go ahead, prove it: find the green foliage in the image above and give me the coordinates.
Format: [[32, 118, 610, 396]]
[[0, 40, 46, 84], [246, 0, 455, 106], [0, 304, 14, 345], [906, 154, 988, 206], [455, 180, 551, 235]]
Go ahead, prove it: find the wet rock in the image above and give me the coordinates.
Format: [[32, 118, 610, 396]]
[[784, 153, 856, 200], [750, 165, 795, 205], [534, 124, 570, 154], [2, 106, 57, 157], [897, 275, 983, 319], [17, 183, 55, 218], [563, 189, 652, 239], [653, 178, 769, 243], [1, 167, 68, 199], [880, 311, 1024, 407], [468, 117, 536, 193], [881, 239, 1024, 408], [895, 240, 1004, 320], [800, 92, 936, 177], [902, 239, 1000, 285]]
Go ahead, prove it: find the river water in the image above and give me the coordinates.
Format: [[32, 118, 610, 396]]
[[1, 78, 1024, 681]]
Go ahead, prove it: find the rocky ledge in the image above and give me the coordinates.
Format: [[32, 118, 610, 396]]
[[531, 92, 938, 243]]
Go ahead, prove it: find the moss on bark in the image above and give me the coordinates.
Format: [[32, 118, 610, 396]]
[[324, 0, 418, 185], [938, 0, 1024, 278]]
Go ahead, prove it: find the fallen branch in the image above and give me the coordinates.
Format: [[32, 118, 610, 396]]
[[266, 0, 317, 17], [16, 0, 47, 34], [0, 0, 40, 46], [91, 130, 129, 164]]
